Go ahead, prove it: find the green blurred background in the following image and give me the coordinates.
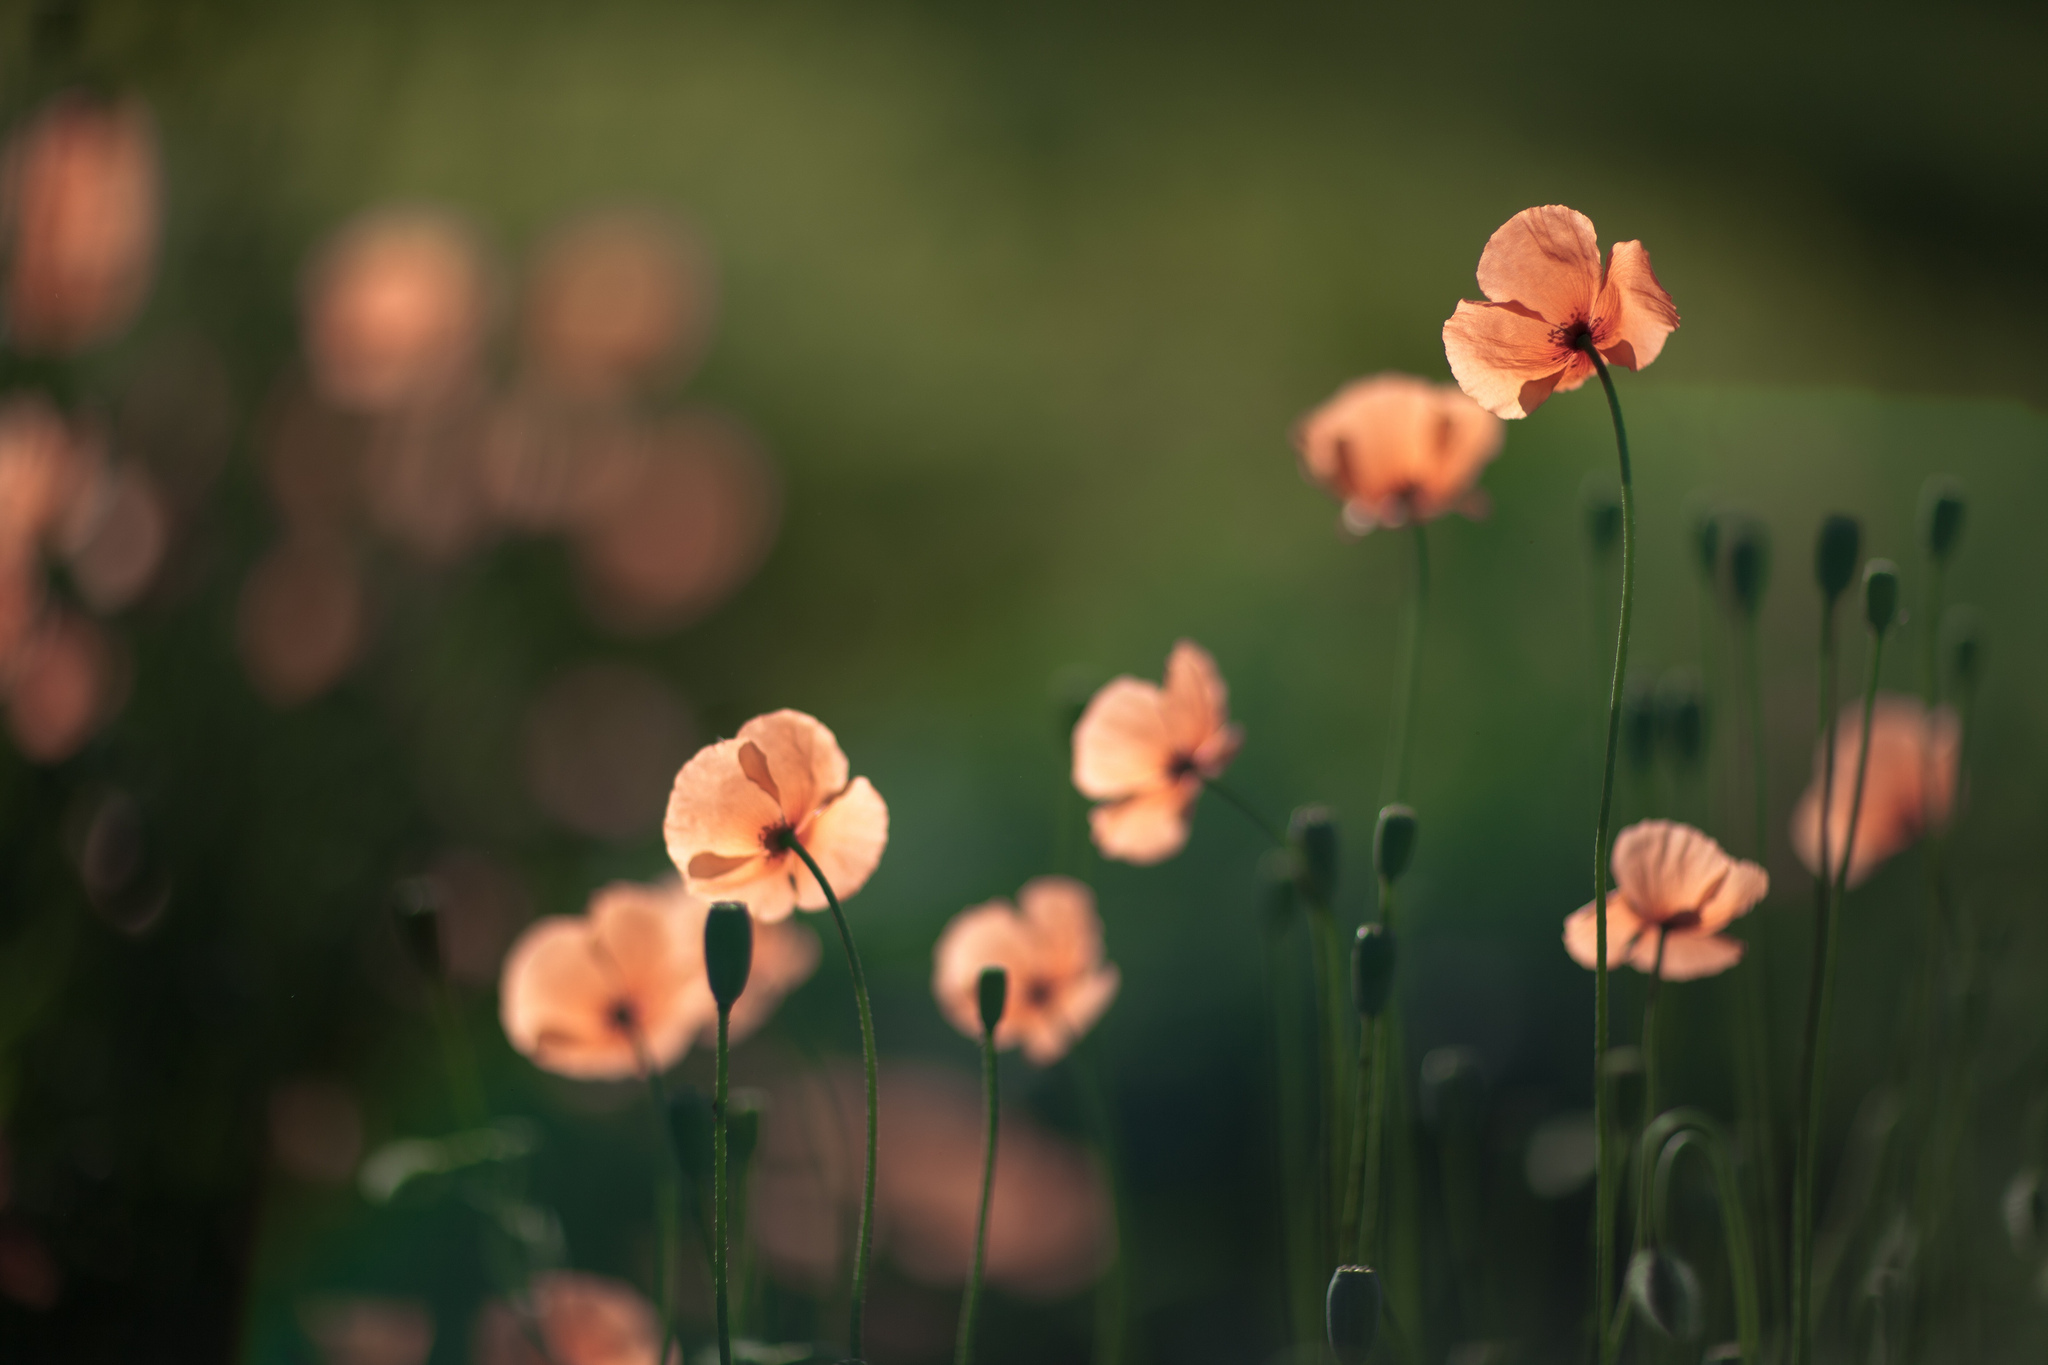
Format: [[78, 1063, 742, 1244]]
[[1, 1, 2044, 1361]]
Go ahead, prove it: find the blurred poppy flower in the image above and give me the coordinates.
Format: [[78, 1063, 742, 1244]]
[[932, 876, 1120, 1064], [521, 661, 698, 841], [1442, 205, 1678, 419], [522, 209, 714, 402], [301, 208, 491, 414], [298, 1297, 434, 1365], [4, 610, 119, 763], [60, 460, 171, 612], [664, 709, 889, 923], [671, 884, 820, 1045], [499, 880, 714, 1080], [1293, 373, 1505, 533], [268, 1077, 365, 1184], [1, 92, 159, 355], [0, 393, 88, 551], [1563, 819, 1767, 980], [1071, 640, 1241, 865], [1791, 695, 1960, 888], [474, 1272, 673, 1365], [479, 395, 648, 535], [235, 536, 368, 707]]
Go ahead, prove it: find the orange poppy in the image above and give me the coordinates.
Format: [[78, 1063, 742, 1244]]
[[1071, 640, 1241, 865], [932, 876, 1121, 1065], [4, 610, 120, 763], [663, 709, 889, 923], [498, 881, 713, 1079], [1791, 695, 1960, 888], [1442, 205, 1679, 420], [1293, 373, 1504, 533], [1563, 819, 1767, 981]]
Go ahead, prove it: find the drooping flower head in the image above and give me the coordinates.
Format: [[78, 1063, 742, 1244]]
[[932, 876, 1121, 1065], [664, 709, 889, 922], [1293, 373, 1504, 534], [1791, 695, 1959, 888], [1071, 640, 1240, 865], [1443, 206, 1679, 420], [1563, 819, 1767, 981], [498, 881, 713, 1079]]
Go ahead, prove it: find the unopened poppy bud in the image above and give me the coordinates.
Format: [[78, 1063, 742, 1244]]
[[704, 902, 753, 1011], [1685, 496, 1720, 583], [1581, 473, 1621, 561], [1352, 924, 1396, 1019], [1723, 515, 1771, 619], [1943, 607, 1984, 696], [1373, 805, 1417, 884], [394, 877, 445, 982], [1325, 1264, 1382, 1365], [1863, 560, 1900, 634], [977, 965, 1008, 1035], [1627, 1248, 1704, 1341], [1657, 670, 1706, 772], [1919, 477, 1966, 566], [1258, 848, 1298, 931], [1814, 514, 1861, 601], [1290, 805, 1339, 905], [2004, 1168, 2045, 1256]]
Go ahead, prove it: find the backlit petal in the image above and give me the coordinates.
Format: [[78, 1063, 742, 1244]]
[[1632, 929, 1745, 981], [792, 775, 889, 910], [1443, 300, 1572, 419], [1562, 896, 1646, 972], [665, 735, 785, 874], [1594, 240, 1680, 372], [1473, 205, 1602, 323], [1160, 640, 1231, 762], [1071, 676, 1173, 799], [1088, 783, 1196, 865], [736, 709, 849, 826]]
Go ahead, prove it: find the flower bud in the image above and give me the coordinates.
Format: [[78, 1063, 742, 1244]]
[[977, 965, 1008, 1035], [1373, 805, 1417, 884], [1258, 848, 1298, 932], [1918, 477, 1966, 566], [1943, 606, 1983, 697], [1352, 924, 1396, 1020], [1657, 670, 1706, 772], [1814, 514, 1861, 601], [1325, 1264, 1383, 1365], [1685, 496, 1720, 583], [1863, 559, 1900, 634], [1581, 473, 1621, 562], [1290, 805, 1340, 905], [393, 877, 445, 982], [1722, 515, 1771, 620], [1627, 1247, 1704, 1341], [704, 902, 753, 1012], [2004, 1168, 2045, 1257]]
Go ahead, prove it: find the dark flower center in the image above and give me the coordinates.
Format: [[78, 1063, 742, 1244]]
[[608, 1000, 638, 1033]]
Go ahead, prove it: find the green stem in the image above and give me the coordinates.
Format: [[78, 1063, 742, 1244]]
[[1790, 600, 1839, 1365], [1073, 1038, 1130, 1365], [957, 1019, 999, 1365], [1584, 345, 1635, 1365], [1382, 522, 1430, 805], [786, 836, 880, 1363], [1734, 611, 1785, 1347], [1261, 930, 1319, 1348], [1204, 776, 1287, 848], [714, 1008, 734, 1365], [1646, 1110, 1764, 1363], [1353, 876, 1397, 1268], [1305, 903, 1347, 1269], [640, 1059, 684, 1365], [1642, 929, 1668, 1127]]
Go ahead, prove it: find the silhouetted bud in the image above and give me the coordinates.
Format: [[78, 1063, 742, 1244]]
[[1420, 1046, 1483, 1130], [1373, 804, 1417, 884], [1325, 1265, 1383, 1365], [1258, 848, 1298, 932], [1722, 515, 1771, 619], [704, 902, 753, 1011], [1290, 805, 1340, 905], [1863, 560, 1900, 634], [1814, 514, 1861, 601], [1943, 606, 1983, 697], [1919, 477, 1966, 566], [2004, 1168, 2045, 1256], [1352, 925, 1396, 1019], [1623, 679, 1658, 774], [1628, 1248, 1704, 1341], [977, 966, 1008, 1035], [1582, 473, 1621, 561], [394, 877, 445, 982], [1685, 495, 1720, 583], [1657, 670, 1706, 772]]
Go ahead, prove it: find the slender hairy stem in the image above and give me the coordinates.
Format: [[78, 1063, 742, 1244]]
[[1583, 345, 1635, 1365], [1353, 876, 1397, 1267], [1794, 623, 1885, 1365], [1073, 1038, 1130, 1365], [1791, 601, 1839, 1365], [785, 837, 879, 1362], [1204, 777, 1288, 848], [957, 1020, 999, 1365], [714, 1008, 734, 1365], [1305, 903, 1346, 1267], [1382, 522, 1430, 805]]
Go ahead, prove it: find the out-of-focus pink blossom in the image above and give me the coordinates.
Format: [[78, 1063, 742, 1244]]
[[522, 209, 714, 402], [4, 610, 120, 763], [236, 536, 368, 706]]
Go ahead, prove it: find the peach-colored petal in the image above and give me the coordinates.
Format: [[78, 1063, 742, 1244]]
[[483, 1271, 671, 1365], [1442, 300, 1585, 420], [1474, 205, 1603, 322], [1628, 928, 1745, 982], [932, 877, 1118, 1064], [588, 883, 708, 1067], [931, 901, 1035, 1043], [1609, 819, 1768, 932], [1294, 374, 1508, 528], [1016, 875, 1105, 980], [1160, 639, 1232, 768], [1071, 676, 1173, 799], [791, 775, 889, 911], [5, 610, 118, 762], [1594, 240, 1680, 372], [665, 736, 785, 876], [737, 708, 849, 830], [1019, 965, 1120, 1066], [1791, 695, 1959, 887], [1562, 896, 1647, 972], [1089, 782, 1198, 866], [499, 915, 635, 1079]]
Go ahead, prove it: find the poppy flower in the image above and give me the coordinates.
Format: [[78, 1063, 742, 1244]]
[[235, 536, 368, 707], [932, 876, 1121, 1064], [1563, 819, 1767, 981], [1071, 640, 1241, 864], [1791, 695, 1959, 888], [4, 610, 119, 763], [498, 881, 714, 1079], [663, 709, 889, 923], [521, 209, 715, 402], [1293, 373, 1505, 533], [473, 1272, 673, 1365], [1442, 205, 1679, 420]]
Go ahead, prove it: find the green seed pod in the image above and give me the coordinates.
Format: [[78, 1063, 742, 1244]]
[[1863, 559, 1900, 634], [977, 966, 1008, 1035], [1258, 847, 1298, 933], [1582, 472, 1622, 561], [1352, 924, 1396, 1020], [1628, 1247, 1704, 1341], [704, 902, 754, 1011], [1919, 477, 1966, 566], [1325, 1264, 1383, 1365], [1290, 805, 1340, 905], [1657, 669, 1706, 772], [1722, 514, 1771, 620], [1373, 805, 1417, 884], [393, 877, 445, 983], [1943, 606, 1984, 697], [1815, 514, 1861, 601]]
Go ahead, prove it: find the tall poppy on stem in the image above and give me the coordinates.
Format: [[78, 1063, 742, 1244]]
[[1071, 640, 1244, 863], [665, 710, 888, 1362], [954, 967, 1006, 1365], [1444, 203, 1679, 1363]]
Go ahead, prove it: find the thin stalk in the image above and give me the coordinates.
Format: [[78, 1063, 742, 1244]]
[[1735, 612, 1786, 1344], [1204, 776, 1287, 848], [1790, 597, 1840, 1364], [1794, 621, 1886, 1365], [1646, 1112, 1764, 1364], [956, 1017, 999, 1365], [1305, 903, 1346, 1268], [1073, 1038, 1130, 1365], [714, 1008, 734, 1365], [1583, 345, 1636, 1365], [785, 836, 880, 1362], [1353, 875, 1397, 1267], [638, 1055, 684, 1365], [1382, 522, 1430, 805], [1262, 930, 1319, 1348], [1603, 932, 1670, 1360]]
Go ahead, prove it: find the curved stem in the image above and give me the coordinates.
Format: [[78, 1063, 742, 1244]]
[[957, 1020, 999, 1365], [785, 835, 880, 1363], [714, 1008, 734, 1365], [1382, 522, 1430, 805], [1203, 776, 1287, 848], [1644, 1110, 1763, 1363], [1584, 346, 1635, 1365]]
